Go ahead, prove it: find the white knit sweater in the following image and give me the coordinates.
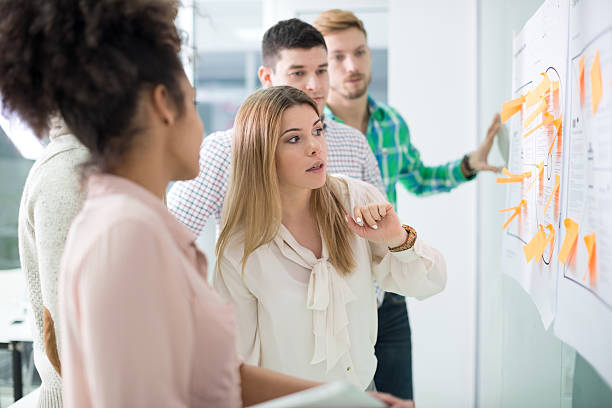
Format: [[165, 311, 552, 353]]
[[18, 120, 88, 407]]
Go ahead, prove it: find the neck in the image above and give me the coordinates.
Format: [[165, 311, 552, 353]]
[[279, 186, 313, 225], [326, 90, 369, 134], [113, 145, 170, 201]]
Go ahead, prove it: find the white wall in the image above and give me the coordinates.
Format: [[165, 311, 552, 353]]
[[388, 1, 477, 407]]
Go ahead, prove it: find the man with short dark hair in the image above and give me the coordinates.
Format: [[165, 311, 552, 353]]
[[167, 19, 382, 232]]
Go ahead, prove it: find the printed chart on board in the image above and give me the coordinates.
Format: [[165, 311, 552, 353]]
[[498, 0, 568, 329], [554, 0, 612, 387]]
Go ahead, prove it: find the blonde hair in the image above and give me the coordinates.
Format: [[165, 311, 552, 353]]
[[216, 86, 355, 275], [312, 9, 367, 37]]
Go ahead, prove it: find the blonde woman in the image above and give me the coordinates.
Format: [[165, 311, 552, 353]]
[[215, 86, 447, 391]]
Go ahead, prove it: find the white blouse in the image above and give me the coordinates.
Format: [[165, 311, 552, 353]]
[[215, 175, 447, 390]]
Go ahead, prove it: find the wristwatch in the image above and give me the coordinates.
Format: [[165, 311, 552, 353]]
[[388, 225, 417, 252]]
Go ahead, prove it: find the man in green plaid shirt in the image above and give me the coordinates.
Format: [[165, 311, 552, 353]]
[[314, 9, 501, 401]]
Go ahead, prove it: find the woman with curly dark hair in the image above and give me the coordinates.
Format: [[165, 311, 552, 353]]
[[0, 1, 327, 406]]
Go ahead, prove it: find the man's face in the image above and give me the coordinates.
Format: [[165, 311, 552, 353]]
[[264, 46, 329, 114], [324, 27, 372, 100]]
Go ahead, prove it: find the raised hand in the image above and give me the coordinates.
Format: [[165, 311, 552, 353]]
[[467, 113, 501, 173], [346, 202, 408, 248]]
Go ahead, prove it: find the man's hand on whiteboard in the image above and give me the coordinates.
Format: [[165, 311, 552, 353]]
[[368, 391, 415, 407], [467, 113, 502, 173]]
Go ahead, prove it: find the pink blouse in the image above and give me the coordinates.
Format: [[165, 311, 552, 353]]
[[59, 174, 242, 407]]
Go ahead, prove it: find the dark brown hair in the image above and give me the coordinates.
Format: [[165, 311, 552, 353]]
[[0, 0, 184, 171], [261, 19, 327, 70]]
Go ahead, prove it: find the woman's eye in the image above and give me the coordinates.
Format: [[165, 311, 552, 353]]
[[288, 135, 299, 143], [291, 71, 304, 77], [313, 127, 323, 136]]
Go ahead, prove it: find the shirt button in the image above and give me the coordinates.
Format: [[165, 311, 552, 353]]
[[381, 148, 388, 155]]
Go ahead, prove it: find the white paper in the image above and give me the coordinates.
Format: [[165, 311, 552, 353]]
[[502, 0, 569, 329], [554, 0, 612, 387], [249, 381, 385, 408]]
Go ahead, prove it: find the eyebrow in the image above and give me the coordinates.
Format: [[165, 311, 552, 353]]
[[281, 118, 322, 136], [287, 63, 328, 70], [331, 45, 366, 54]]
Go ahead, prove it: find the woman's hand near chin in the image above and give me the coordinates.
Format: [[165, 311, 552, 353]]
[[346, 202, 407, 248]]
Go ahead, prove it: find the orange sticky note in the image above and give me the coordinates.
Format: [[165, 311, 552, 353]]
[[525, 73, 551, 108], [591, 50, 603, 114], [549, 115, 563, 154], [543, 174, 561, 215], [499, 200, 526, 230], [558, 218, 579, 264], [496, 168, 531, 183], [501, 95, 525, 123], [502, 168, 532, 178], [523, 225, 546, 263], [526, 161, 545, 192], [524, 99, 548, 129], [552, 81, 559, 91], [540, 224, 556, 261], [523, 112, 555, 138], [583, 233, 597, 284], [579, 55, 585, 107]]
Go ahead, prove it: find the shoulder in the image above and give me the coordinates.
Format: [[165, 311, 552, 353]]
[[372, 100, 408, 127], [201, 128, 233, 154], [23, 141, 88, 212], [328, 174, 388, 209], [324, 117, 365, 139]]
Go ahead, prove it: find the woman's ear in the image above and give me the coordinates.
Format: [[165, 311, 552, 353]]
[[150, 84, 175, 126]]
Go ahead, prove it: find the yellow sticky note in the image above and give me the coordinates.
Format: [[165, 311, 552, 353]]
[[579, 55, 585, 107], [543, 174, 561, 215], [523, 225, 546, 263], [523, 99, 548, 129], [501, 95, 525, 123], [591, 50, 603, 114], [558, 218, 579, 264], [525, 73, 551, 108]]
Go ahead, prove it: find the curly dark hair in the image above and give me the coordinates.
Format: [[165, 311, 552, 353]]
[[261, 18, 327, 70], [0, 0, 185, 171]]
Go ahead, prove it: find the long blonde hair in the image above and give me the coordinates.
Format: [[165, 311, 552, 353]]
[[216, 86, 355, 275]]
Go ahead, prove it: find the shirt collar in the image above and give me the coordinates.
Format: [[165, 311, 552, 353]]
[[323, 94, 385, 124], [86, 173, 197, 249]]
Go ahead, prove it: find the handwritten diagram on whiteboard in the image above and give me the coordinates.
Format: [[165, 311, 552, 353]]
[[499, 0, 568, 330]]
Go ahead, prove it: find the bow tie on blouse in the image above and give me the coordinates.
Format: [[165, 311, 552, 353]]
[[274, 226, 357, 373]]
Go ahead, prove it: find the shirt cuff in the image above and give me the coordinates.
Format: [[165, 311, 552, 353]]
[[389, 239, 434, 269], [451, 157, 477, 182]]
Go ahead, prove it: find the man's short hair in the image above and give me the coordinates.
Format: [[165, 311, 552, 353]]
[[261, 18, 326, 69], [312, 9, 367, 38]]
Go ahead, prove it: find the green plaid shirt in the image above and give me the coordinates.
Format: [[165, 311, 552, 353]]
[[324, 95, 474, 206]]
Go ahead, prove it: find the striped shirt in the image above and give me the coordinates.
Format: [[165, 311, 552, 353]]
[[167, 116, 384, 234], [324, 95, 474, 207]]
